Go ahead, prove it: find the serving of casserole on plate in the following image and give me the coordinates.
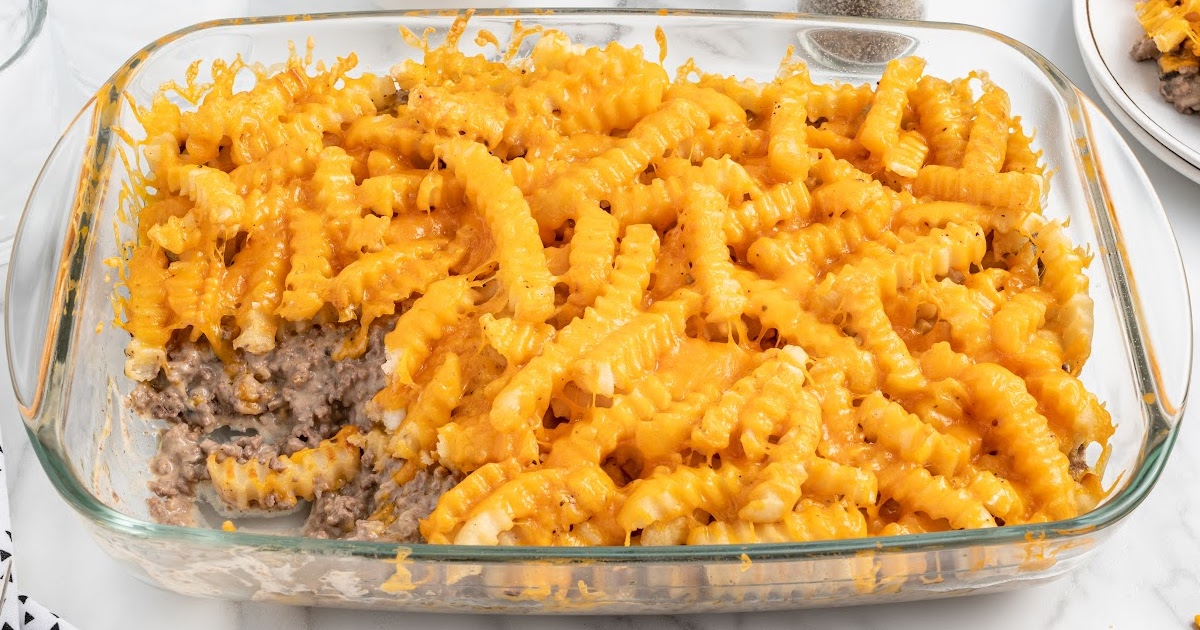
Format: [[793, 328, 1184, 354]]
[[5, 10, 1189, 613], [1075, 0, 1200, 183]]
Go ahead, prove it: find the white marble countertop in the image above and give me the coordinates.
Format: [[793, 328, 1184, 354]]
[[2, 1, 1198, 628]]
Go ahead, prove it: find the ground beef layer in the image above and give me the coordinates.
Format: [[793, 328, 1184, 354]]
[[132, 319, 456, 542], [1131, 36, 1200, 115]]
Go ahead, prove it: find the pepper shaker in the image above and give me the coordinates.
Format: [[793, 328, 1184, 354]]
[[799, 0, 926, 20]]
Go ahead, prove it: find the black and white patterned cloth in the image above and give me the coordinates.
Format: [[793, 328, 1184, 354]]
[[0, 438, 76, 630]]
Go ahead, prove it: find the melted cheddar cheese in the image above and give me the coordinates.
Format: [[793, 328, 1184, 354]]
[[118, 14, 1113, 547]]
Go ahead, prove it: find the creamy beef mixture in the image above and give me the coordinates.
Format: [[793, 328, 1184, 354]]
[[1131, 36, 1200, 115], [132, 318, 459, 542]]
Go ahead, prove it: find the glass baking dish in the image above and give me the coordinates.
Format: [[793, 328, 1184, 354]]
[[5, 9, 1191, 613]]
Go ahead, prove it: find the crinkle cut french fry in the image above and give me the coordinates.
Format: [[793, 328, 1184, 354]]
[[961, 81, 1011, 173], [681, 184, 745, 323], [688, 500, 867, 544], [571, 290, 701, 397], [913, 165, 1042, 216], [767, 74, 811, 183], [231, 188, 289, 353], [857, 57, 927, 177], [962, 362, 1077, 520], [438, 137, 555, 323], [380, 275, 476, 387], [123, 246, 174, 381], [1026, 216, 1093, 376], [206, 426, 362, 511]]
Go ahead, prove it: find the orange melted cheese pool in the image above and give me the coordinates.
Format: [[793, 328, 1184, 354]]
[[118, 13, 1114, 546]]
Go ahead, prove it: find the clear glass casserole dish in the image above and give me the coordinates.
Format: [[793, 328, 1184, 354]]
[[5, 9, 1191, 613]]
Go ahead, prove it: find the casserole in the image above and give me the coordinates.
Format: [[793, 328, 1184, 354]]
[[5, 9, 1190, 613]]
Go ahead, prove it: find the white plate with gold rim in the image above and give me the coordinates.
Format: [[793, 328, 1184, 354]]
[[1075, 0, 1200, 180]]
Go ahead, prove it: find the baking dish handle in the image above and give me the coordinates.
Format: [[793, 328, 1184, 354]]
[[5, 99, 98, 427], [1078, 95, 1192, 439]]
